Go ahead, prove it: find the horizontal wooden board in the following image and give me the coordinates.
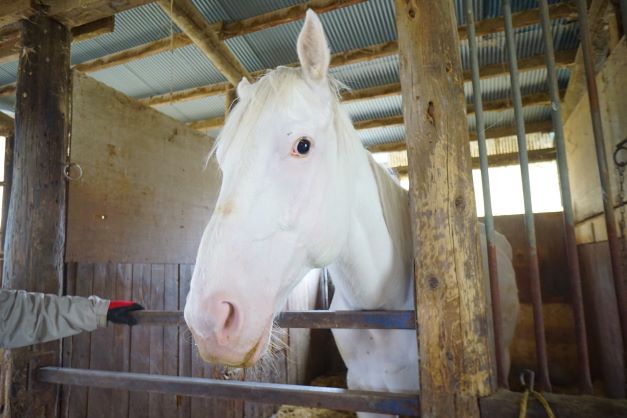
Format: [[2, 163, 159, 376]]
[[66, 72, 220, 264]]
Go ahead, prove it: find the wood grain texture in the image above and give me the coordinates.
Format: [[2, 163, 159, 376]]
[[565, 39, 627, 225], [578, 242, 624, 398], [155, 0, 250, 85], [395, 1, 494, 416], [66, 72, 221, 264], [2, 14, 71, 418]]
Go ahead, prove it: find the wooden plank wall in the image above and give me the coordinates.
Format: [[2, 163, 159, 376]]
[[61, 262, 319, 418], [564, 39, 626, 244]]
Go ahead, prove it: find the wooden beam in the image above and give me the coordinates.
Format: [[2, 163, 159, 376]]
[[0, 17, 114, 66], [155, 0, 250, 85], [187, 116, 225, 130], [465, 49, 576, 81], [63, 4, 576, 91], [139, 48, 575, 107], [188, 93, 558, 133], [393, 148, 557, 175], [367, 120, 555, 153], [74, 32, 194, 73], [3, 13, 71, 417], [0, 0, 151, 28], [0, 112, 13, 136], [396, 1, 494, 416], [0, 83, 16, 97], [220, 0, 366, 38], [458, 2, 577, 39], [0, 0, 36, 28]]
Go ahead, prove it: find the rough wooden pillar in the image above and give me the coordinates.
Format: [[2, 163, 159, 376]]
[[2, 12, 71, 418], [395, 1, 495, 417]]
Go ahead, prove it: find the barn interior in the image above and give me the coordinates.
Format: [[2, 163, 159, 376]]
[[0, 0, 625, 417]]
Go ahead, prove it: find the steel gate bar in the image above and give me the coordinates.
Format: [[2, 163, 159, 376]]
[[502, 0, 552, 391], [574, 0, 627, 352], [537, 0, 593, 393], [463, 0, 508, 389], [38, 367, 420, 416], [131, 310, 417, 329]]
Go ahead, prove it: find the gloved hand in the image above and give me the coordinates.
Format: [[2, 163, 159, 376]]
[[107, 300, 144, 325]]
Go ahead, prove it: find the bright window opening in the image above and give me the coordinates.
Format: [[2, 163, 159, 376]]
[[473, 161, 562, 216]]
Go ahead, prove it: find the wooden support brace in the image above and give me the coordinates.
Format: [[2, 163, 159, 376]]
[[155, 0, 251, 85]]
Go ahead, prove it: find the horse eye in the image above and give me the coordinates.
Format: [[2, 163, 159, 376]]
[[292, 137, 312, 157]]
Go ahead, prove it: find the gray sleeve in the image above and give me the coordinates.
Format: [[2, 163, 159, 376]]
[[0, 289, 110, 349]]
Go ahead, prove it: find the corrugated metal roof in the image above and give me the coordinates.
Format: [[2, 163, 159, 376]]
[[0, 0, 580, 151]]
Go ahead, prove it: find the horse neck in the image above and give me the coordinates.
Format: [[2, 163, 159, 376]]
[[328, 148, 413, 310]]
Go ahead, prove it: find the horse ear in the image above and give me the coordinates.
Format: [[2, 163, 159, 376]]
[[297, 10, 330, 84], [237, 77, 252, 100]]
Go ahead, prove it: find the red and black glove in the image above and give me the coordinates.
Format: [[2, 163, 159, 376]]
[[107, 300, 144, 326]]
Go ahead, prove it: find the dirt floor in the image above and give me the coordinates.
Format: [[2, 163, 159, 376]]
[[273, 374, 356, 418]]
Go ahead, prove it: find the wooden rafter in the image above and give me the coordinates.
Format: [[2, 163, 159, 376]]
[[457, 2, 577, 39], [0, 17, 115, 65], [186, 91, 560, 132], [393, 148, 558, 174], [138, 48, 575, 107], [0, 111, 13, 136], [39, 3, 576, 93], [0, 0, 151, 28], [366, 120, 554, 153], [155, 0, 250, 85]]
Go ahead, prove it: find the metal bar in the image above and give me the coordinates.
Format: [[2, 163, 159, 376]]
[[502, 0, 552, 391], [463, 0, 507, 389], [38, 367, 420, 416], [131, 310, 417, 330], [574, 0, 627, 354], [320, 268, 330, 310], [621, 0, 627, 38], [538, 0, 593, 393]]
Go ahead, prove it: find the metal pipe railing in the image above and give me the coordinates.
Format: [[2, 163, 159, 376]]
[[38, 367, 420, 416], [502, 0, 552, 391], [538, 0, 593, 394], [131, 310, 417, 330], [574, 0, 627, 356], [463, 0, 508, 389]]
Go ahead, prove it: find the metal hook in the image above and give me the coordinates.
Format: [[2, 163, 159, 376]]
[[613, 138, 627, 168], [63, 162, 83, 181], [520, 369, 535, 392]]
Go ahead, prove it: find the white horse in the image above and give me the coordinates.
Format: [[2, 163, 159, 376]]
[[185, 10, 520, 418]]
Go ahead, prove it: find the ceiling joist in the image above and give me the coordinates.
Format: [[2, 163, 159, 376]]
[[393, 148, 558, 174], [186, 91, 562, 133], [366, 120, 555, 153], [155, 0, 250, 85], [0, 17, 115, 65]]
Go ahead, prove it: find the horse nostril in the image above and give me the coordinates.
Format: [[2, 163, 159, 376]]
[[216, 301, 241, 344]]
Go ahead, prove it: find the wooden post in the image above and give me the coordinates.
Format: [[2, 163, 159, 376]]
[[2, 12, 71, 417], [395, 1, 495, 417]]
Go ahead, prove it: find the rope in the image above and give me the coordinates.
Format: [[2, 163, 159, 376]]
[[518, 388, 556, 418], [518, 369, 556, 418]]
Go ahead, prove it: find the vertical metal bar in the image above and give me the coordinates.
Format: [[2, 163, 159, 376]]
[[463, 0, 508, 389], [502, 0, 552, 391], [320, 268, 330, 310], [621, 0, 627, 38], [575, 0, 627, 350], [538, 0, 593, 394]]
